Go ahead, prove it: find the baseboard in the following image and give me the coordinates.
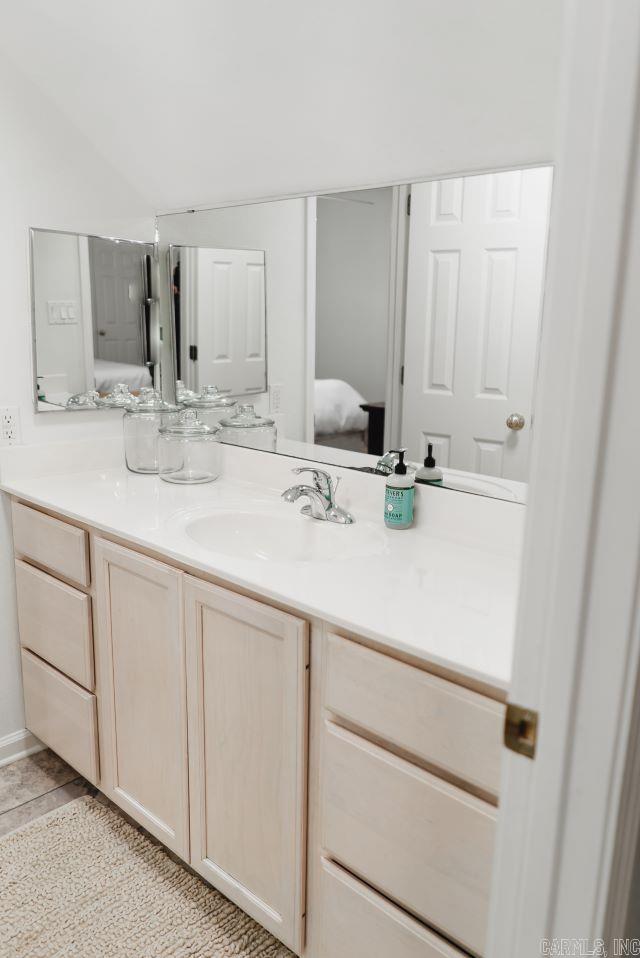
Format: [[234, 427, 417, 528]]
[[0, 728, 44, 768]]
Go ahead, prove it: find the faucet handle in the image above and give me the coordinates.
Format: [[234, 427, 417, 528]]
[[291, 466, 335, 503], [375, 449, 400, 476]]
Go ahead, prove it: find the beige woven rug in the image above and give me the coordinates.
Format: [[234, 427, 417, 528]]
[[0, 795, 292, 958]]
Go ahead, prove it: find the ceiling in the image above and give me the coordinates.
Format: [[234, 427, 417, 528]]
[[0, 0, 563, 213]]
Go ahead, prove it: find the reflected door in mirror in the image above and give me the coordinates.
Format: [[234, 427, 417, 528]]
[[401, 168, 552, 481], [89, 237, 146, 365], [177, 247, 266, 396]]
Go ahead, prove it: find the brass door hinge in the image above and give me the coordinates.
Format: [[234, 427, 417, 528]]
[[504, 703, 539, 759]]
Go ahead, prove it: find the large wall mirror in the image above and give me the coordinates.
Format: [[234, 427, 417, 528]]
[[31, 228, 156, 410], [158, 166, 553, 502]]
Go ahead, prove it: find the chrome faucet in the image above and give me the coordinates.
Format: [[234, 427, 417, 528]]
[[282, 467, 354, 524], [375, 449, 401, 476]]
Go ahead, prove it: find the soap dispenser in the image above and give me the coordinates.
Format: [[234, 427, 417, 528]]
[[415, 443, 444, 485], [384, 449, 415, 530]]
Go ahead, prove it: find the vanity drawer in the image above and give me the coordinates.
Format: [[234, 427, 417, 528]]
[[12, 501, 90, 589], [325, 632, 504, 797], [318, 857, 464, 958], [21, 649, 99, 784], [15, 560, 94, 689], [322, 722, 496, 956]]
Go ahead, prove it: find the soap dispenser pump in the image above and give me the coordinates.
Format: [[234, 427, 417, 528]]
[[415, 443, 444, 485], [384, 449, 415, 530]]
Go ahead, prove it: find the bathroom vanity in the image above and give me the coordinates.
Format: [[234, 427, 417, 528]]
[[2, 442, 520, 958]]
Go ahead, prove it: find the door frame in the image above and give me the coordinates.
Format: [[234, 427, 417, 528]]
[[304, 196, 317, 443], [383, 184, 410, 451], [77, 235, 94, 394], [487, 0, 640, 951], [306, 189, 406, 450]]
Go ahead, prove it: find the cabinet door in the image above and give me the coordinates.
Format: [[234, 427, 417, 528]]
[[94, 537, 189, 859], [185, 576, 309, 953]]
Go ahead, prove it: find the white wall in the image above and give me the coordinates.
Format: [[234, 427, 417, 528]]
[[0, 0, 562, 212], [316, 188, 392, 402], [0, 54, 155, 753], [158, 201, 308, 442]]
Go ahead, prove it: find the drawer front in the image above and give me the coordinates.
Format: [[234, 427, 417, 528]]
[[15, 560, 94, 689], [319, 857, 464, 958], [322, 722, 496, 956], [325, 632, 504, 797], [21, 650, 99, 784], [12, 501, 89, 588]]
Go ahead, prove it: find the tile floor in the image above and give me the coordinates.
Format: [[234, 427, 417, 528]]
[[0, 749, 192, 870], [0, 749, 94, 838]]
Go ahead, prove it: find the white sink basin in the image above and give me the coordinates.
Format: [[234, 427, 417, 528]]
[[185, 510, 388, 562]]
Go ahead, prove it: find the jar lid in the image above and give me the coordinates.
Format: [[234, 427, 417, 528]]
[[66, 390, 101, 409], [219, 403, 275, 428], [175, 379, 198, 403], [127, 387, 179, 413], [184, 384, 236, 409], [99, 383, 138, 408], [158, 408, 219, 438]]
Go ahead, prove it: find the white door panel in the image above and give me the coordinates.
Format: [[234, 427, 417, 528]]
[[89, 237, 146, 364], [401, 168, 552, 481], [182, 247, 266, 395]]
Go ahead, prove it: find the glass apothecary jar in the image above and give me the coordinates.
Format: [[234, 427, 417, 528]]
[[99, 382, 138, 409], [123, 388, 180, 474], [182, 384, 237, 429], [158, 409, 221, 484], [218, 403, 277, 452]]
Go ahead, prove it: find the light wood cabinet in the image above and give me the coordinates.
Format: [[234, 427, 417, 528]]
[[321, 721, 496, 956], [12, 500, 89, 588], [325, 631, 504, 798], [15, 559, 94, 689], [21, 649, 99, 784], [317, 857, 464, 958], [93, 537, 190, 859], [184, 576, 309, 953], [12, 502, 505, 958]]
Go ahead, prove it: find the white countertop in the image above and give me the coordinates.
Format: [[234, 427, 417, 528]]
[[0, 438, 523, 694]]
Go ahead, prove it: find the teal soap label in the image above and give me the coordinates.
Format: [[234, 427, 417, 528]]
[[384, 485, 414, 526]]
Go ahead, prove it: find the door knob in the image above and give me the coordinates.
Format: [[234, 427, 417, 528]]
[[98, 329, 106, 337], [506, 413, 526, 431]]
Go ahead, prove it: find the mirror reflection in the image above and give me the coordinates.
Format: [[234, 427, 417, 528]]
[[170, 245, 267, 397], [158, 166, 553, 502], [400, 169, 551, 482], [31, 229, 155, 410]]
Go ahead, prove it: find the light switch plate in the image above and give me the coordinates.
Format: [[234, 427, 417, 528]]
[[47, 300, 80, 325], [0, 407, 21, 445], [270, 383, 283, 414]]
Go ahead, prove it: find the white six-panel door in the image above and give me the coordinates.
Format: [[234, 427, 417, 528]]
[[182, 246, 266, 395], [89, 237, 147, 365], [401, 168, 552, 480]]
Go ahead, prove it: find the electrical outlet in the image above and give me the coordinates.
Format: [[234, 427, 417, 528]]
[[269, 383, 283, 414], [0, 407, 21, 446]]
